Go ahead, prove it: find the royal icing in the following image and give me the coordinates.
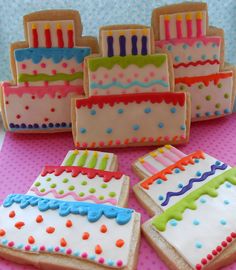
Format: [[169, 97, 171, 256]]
[[61, 149, 116, 171], [27, 166, 128, 205], [0, 194, 136, 268]]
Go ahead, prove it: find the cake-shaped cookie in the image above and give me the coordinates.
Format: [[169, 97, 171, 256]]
[[0, 10, 98, 132], [72, 25, 191, 148], [153, 2, 236, 121]]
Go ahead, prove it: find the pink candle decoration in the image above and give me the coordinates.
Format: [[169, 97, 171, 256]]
[[57, 23, 64, 48], [196, 12, 203, 37], [176, 14, 183, 39], [32, 24, 38, 48], [164, 15, 170, 40], [44, 24, 52, 48], [186, 13, 193, 38], [67, 24, 74, 48]]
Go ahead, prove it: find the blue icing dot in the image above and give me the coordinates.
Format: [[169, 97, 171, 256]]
[[183, 44, 188, 49], [32, 246, 38, 251], [213, 54, 218, 59], [170, 107, 177, 113], [196, 42, 202, 48], [60, 248, 65, 253], [156, 179, 162, 185], [47, 247, 54, 252], [178, 183, 184, 189], [174, 56, 180, 62], [212, 43, 217, 48], [117, 108, 124, 114], [226, 182, 232, 188], [90, 109, 96, 115], [158, 195, 164, 201], [108, 260, 115, 266], [224, 108, 230, 114], [205, 112, 211, 116], [215, 160, 221, 165], [224, 200, 230, 205], [196, 171, 202, 177], [144, 107, 152, 114], [175, 168, 180, 173], [195, 242, 203, 249], [215, 111, 221, 116], [187, 56, 192, 61], [89, 254, 96, 260], [73, 251, 80, 256], [180, 124, 186, 130], [133, 124, 140, 131], [196, 112, 201, 118], [17, 243, 24, 249], [170, 219, 178, 226], [195, 159, 200, 163], [201, 54, 207, 60], [1, 239, 7, 245], [106, 128, 113, 134], [80, 127, 87, 134], [200, 197, 206, 204], [220, 219, 227, 225], [158, 122, 164, 128], [167, 45, 172, 51], [193, 219, 200, 225]]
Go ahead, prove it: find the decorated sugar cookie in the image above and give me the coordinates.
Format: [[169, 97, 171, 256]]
[[0, 10, 98, 132], [153, 2, 236, 121], [61, 149, 118, 171], [72, 25, 191, 148]]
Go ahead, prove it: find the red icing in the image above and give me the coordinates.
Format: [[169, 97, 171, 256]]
[[173, 59, 220, 69], [60, 238, 67, 247], [0, 229, 6, 237], [95, 244, 103, 254], [201, 258, 207, 265], [15, 221, 25, 229], [100, 225, 107, 233], [40, 166, 124, 182], [195, 264, 202, 270], [66, 220, 73, 228], [141, 150, 205, 189], [32, 28, 38, 48], [46, 226, 55, 234], [68, 29, 74, 48], [9, 211, 15, 218], [36, 215, 43, 223], [45, 28, 52, 48], [2, 82, 84, 98], [76, 92, 186, 109], [175, 72, 233, 87], [82, 232, 90, 240], [57, 28, 64, 48]]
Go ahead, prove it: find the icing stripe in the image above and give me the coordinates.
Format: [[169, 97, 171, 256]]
[[64, 152, 78, 166], [77, 151, 88, 166], [152, 167, 236, 231], [98, 155, 109, 170], [141, 150, 205, 189], [168, 146, 186, 158], [162, 151, 180, 163], [40, 166, 123, 182], [154, 155, 173, 167], [161, 163, 228, 206], [87, 153, 98, 168], [30, 187, 117, 205], [140, 160, 159, 175], [3, 194, 133, 225], [173, 59, 220, 69], [76, 92, 187, 109]]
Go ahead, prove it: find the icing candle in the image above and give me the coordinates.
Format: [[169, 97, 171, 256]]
[[131, 29, 138, 55], [140, 159, 159, 175], [186, 13, 193, 38], [196, 12, 203, 37], [67, 24, 74, 48], [119, 32, 126, 56], [164, 15, 170, 40], [56, 23, 64, 48], [32, 24, 38, 48], [44, 24, 52, 48], [141, 29, 148, 55], [176, 14, 183, 39], [107, 31, 114, 57]]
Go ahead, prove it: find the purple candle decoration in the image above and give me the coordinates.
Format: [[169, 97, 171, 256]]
[[119, 32, 126, 56], [131, 30, 138, 55], [141, 29, 148, 55], [107, 31, 114, 57]]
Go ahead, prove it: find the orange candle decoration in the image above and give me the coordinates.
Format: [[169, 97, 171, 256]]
[[67, 24, 74, 48], [44, 24, 52, 48], [186, 13, 193, 38], [176, 14, 183, 39], [32, 23, 38, 48], [57, 23, 64, 48], [164, 15, 170, 40], [196, 12, 203, 37]]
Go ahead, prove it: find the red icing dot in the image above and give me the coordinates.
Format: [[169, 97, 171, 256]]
[[36, 215, 43, 223], [92, 74, 96, 80], [8, 241, 14, 247], [116, 239, 125, 248], [100, 225, 107, 233], [201, 258, 207, 265], [221, 241, 227, 247], [95, 244, 102, 254], [66, 220, 72, 228], [82, 232, 90, 240], [231, 232, 236, 238], [25, 106, 29, 110], [40, 63, 46, 68], [21, 64, 26, 69], [44, 118, 49, 122], [16, 114, 21, 119], [31, 96, 35, 100], [144, 77, 149, 82], [25, 245, 31, 251], [98, 80, 103, 85], [44, 81, 49, 86], [46, 226, 55, 234], [51, 69, 57, 75], [24, 82, 29, 87], [212, 250, 218, 256], [40, 246, 45, 251], [149, 71, 155, 77], [5, 101, 9, 105], [118, 72, 124, 78], [98, 257, 104, 264], [62, 62, 68, 68], [207, 254, 213, 260], [71, 68, 75, 74], [134, 73, 139, 78], [226, 236, 232, 242], [9, 211, 15, 218], [195, 264, 202, 270], [33, 70, 38, 75], [15, 221, 25, 229], [58, 95, 62, 99], [28, 236, 35, 244], [66, 248, 72, 254], [104, 73, 109, 79], [116, 260, 123, 267], [60, 238, 67, 247], [50, 108, 55, 112], [0, 229, 6, 236], [216, 246, 222, 252]]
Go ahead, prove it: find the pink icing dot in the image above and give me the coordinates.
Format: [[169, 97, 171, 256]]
[[66, 248, 72, 255], [99, 141, 105, 147], [40, 63, 46, 68], [118, 72, 124, 78], [81, 252, 88, 258], [82, 142, 88, 148], [21, 64, 26, 69], [144, 77, 149, 82], [180, 135, 186, 140], [127, 78, 131, 83], [8, 241, 14, 247], [24, 82, 29, 87], [40, 246, 45, 251], [134, 73, 139, 78], [25, 245, 31, 251], [51, 69, 57, 75], [162, 76, 167, 81], [44, 81, 48, 86], [104, 73, 109, 79], [98, 80, 103, 85], [115, 140, 121, 145], [91, 74, 96, 80], [55, 246, 60, 252], [98, 257, 104, 264], [33, 70, 38, 75], [149, 71, 155, 77], [164, 136, 170, 141], [112, 77, 117, 82], [132, 137, 138, 143], [116, 260, 123, 267], [71, 68, 76, 74], [62, 62, 68, 68], [149, 137, 154, 142]]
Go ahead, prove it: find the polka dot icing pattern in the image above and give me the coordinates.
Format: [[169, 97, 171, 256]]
[[152, 168, 236, 269], [73, 92, 189, 148], [0, 194, 135, 268], [61, 149, 115, 171], [27, 166, 127, 205]]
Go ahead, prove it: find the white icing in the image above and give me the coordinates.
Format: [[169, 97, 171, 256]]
[[141, 153, 230, 210], [61, 150, 115, 171], [75, 100, 188, 147], [157, 180, 236, 268], [0, 203, 135, 268], [27, 20, 75, 48]]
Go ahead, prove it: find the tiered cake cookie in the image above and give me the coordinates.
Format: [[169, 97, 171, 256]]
[[61, 149, 118, 171], [0, 10, 98, 132], [133, 147, 236, 269], [153, 2, 236, 121], [72, 25, 191, 148], [0, 153, 140, 270]]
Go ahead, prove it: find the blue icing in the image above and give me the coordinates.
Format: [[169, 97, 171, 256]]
[[224, 108, 230, 114], [200, 197, 207, 203], [133, 124, 140, 131], [174, 56, 180, 62], [74, 251, 80, 256], [170, 219, 177, 226], [170, 107, 177, 113], [107, 259, 115, 266], [89, 254, 96, 260], [32, 246, 38, 251], [17, 243, 24, 249], [14, 48, 91, 64], [90, 109, 96, 115], [195, 242, 203, 249], [220, 219, 227, 225], [117, 108, 124, 114], [193, 219, 200, 225], [156, 179, 162, 184], [175, 168, 180, 173], [177, 183, 183, 189], [80, 128, 87, 134], [144, 107, 152, 113], [158, 122, 164, 128], [224, 200, 230, 205], [187, 56, 192, 61], [3, 194, 134, 225], [47, 247, 54, 252], [106, 128, 113, 134], [158, 195, 164, 201]]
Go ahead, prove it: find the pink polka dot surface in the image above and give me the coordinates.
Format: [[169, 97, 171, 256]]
[[0, 114, 236, 270]]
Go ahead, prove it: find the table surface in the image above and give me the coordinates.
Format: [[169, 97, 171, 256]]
[[0, 114, 236, 270]]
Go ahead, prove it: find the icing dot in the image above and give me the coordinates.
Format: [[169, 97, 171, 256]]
[[133, 124, 140, 131], [180, 125, 186, 131], [226, 236, 232, 242], [174, 168, 180, 173], [21, 64, 26, 69], [117, 108, 124, 114], [36, 215, 43, 223], [28, 236, 35, 244], [178, 183, 183, 189], [106, 128, 113, 134], [201, 258, 207, 265], [158, 195, 164, 201], [196, 171, 202, 177], [15, 221, 25, 230], [215, 161, 221, 165], [195, 242, 202, 249], [220, 219, 227, 225], [170, 220, 177, 226], [224, 200, 230, 205], [196, 42, 202, 48], [68, 185, 75, 191], [205, 95, 211, 101], [212, 43, 217, 48], [1, 239, 7, 245], [207, 254, 213, 260], [156, 179, 162, 184], [66, 248, 72, 255], [180, 85, 185, 90], [100, 225, 107, 233], [167, 45, 172, 51], [80, 128, 87, 134], [7, 241, 14, 247], [46, 227, 55, 234], [40, 188, 45, 192], [187, 56, 192, 61], [213, 54, 218, 59], [109, 192, 116, 198], [117, 260, 123, 267], [9, 211, 16, 218], [59, 190, 64, 194], [158, 122, 164, 128], [25, 105, 29, 110], [90, 109, 96, 115], [89, 188, 96, 193], [0, 229, 6, 237], [183, 44, 188, 49], [82, 232, 90, 240], [222, 241, 227, 247], [81, 181, 87, 186], [16, 114, 21, 119], [99, 195, 104, 200], [174, 56, 180, 62], [144, 107, 152, 114], [62, 62, 68, 68], [226, 182, 232, 188], [46, 177, 51, 182], [196, 112, 201, 118], [98, 257, 105, 264], [201, 54, 206, 60], [79, 192, 85, 197], [60, 238, 67, 247], [212, 249, 218, 256], [200, 197, 206, 204], [62, 178, 69, 183], [95, 244, 102, 254], [215, 103, 221, 109], [50, 183, 57, 188], [40, 63, 46, 68], [51, 69, 57, 75], [224, 93, 229, 99], [66, 220, 73, 228], [231, 232, 236, 238], [193, 219, 200, 226], [116, 239, 125, 248], [224, 108, 230, 114], [25, 245, 31, 251], [218, 83, 223, 88], [170, 107, 176, 113], [71, 68, 75, 74], [198, 84, 204, 90], [51, 108, 55, 112], [101, 183, 107, 188], [108, 260, 114, 266], [81, 252, 88, 258], [195, 158, 200, 163], [216, 246, 222, 252]]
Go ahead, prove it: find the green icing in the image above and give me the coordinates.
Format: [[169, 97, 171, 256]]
[[99, 195, 104, 200], [87, 154, 97, 169], [18, 72, 83, 83], [50, 183, 57, 188], [77, 152, 88, 167], [152, 168, 236, 232], [89, 188, 96, 194], [109, 192, 116, 198], [81, 181, 87, 186], [98, 156, 108, 170], [40, 188, 46, 192], [88, 55, 167, 72], [79, 192, 85, 197], [35, 182, 41, 187], [64, 153, 78, 166], [59, 190, 64, 194], [101, 183, 108, 189], [46, 178, 51, 182], [62, 178, 69, 183], [68, 185, 75, 191]]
